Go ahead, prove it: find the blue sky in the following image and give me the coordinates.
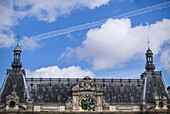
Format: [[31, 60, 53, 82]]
[[0, 0, 170, 87]]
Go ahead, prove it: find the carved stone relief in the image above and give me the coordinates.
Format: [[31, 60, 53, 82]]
[[154, 96, 168, 111], [66, 76, 104, 112]]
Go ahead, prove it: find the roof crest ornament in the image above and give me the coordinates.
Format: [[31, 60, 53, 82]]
[[147, 38, 150, 49], [17, 35, 21, 46]]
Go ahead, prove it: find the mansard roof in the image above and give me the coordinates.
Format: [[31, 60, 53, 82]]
[[26, 78, 144, 104]]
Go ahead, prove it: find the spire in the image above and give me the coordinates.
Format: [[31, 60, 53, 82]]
[[11, 36, 22, 69], [145, 40, 155, 71]]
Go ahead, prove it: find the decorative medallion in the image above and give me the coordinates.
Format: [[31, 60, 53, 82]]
[[9, 101, 16, 108], [80, 96, 95, 111], [158, 101, 164, 108]]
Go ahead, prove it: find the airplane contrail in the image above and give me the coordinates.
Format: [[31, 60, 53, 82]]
[[33, 1, 170, 41]]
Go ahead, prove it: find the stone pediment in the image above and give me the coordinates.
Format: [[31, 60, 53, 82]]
[[72, 76, 103, 92]]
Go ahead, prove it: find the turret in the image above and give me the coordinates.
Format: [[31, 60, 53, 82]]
[[11, 44, 22, 69], [145, 41, 155, 72], [0, 37, 30, 104]]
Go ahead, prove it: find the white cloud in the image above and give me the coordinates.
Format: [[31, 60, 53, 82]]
[[0, 2, 16, 27], [0, 1, 16, 48], [0, 27, 15, 48], [0, 0, 110, 48], [64, 18, 170, 70], [20, 36, 39, 51], [14, 0, 110, 22], [26, 65, 95, 78], [160, 47, 170, 75]]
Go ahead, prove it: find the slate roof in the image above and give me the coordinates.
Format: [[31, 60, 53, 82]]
[[142, 71, 170, 103], [26, 78, 144, 104], [0, 69, 28, 103]]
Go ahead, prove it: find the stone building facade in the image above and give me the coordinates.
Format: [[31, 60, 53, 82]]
[[0, 44, 169, 113]]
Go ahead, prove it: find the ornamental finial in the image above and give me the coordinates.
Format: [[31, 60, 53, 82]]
[[17, 35, 20, 45], [147, 38, 150, 49]]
